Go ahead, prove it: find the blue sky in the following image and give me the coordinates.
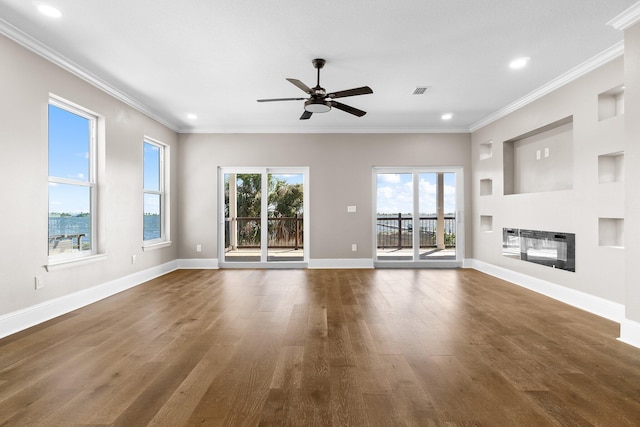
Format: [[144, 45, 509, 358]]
[[143, 142, 161, 215], [376, 172, 456, 215], [48, 104, 91, 214], [270, 173, 303, 185], [49, 105, 164, 215]]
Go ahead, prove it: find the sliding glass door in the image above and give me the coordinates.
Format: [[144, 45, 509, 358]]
[[220, 167, 308, 268], [374, 167, 463, 267]]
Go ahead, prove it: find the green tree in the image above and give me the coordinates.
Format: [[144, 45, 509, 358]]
[[225, 174, 304, 247]]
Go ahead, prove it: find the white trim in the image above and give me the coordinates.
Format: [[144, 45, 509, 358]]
[[0, 18, 178, 132], [142, 241, 172, 251], [177, 258, 220, 269], [308, 258, 374, 269], [45, 253, 107, 272], [143, 137, 170, 245], [469, 42, 625, 132], [467, 259, 625, 323], [218, 167, 310, 267], [607, 2, 640, 30], [372, 166, 465, 266], [619, 319, 640, 348], [0, 260, 179, 339], [180, 127, 471, 134]]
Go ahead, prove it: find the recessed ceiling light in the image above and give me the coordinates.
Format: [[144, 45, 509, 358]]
[[441, 113, 453, 121], [187, 113, 198, 120], [509, 57, 530, 70], [34, 2, 62, 18]]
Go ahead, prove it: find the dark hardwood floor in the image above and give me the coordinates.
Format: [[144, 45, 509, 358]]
[[1, 268, 640, 426]]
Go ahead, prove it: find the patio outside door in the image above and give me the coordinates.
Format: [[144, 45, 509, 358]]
[[220, 167, 308, 268], [374, 167, 464, 267]]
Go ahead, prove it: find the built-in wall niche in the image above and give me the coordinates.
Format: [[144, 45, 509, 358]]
[[599, 217, 624, 248], [479, 140, 493, 160], [480, 215, 493, 232], [480, 178, 493, 196], [598, 152, 624, 184], [503, 116, 574, 195], [598, 84, 625, 122]]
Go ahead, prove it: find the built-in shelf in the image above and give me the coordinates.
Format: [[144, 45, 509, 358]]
[[480, 215, 493, 232], [503, 116, 574, 195], [480, 178, 493, 196], [479, 140, 493, 160], [598, 84, 625, 122], [599, 217, 624, 248], [598, 152, 624, 184]]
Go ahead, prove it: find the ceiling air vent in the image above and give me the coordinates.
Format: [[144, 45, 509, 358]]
[[412, 86, 431, 95]]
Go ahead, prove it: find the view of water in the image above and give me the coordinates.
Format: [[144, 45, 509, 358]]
[[48, 215, 161, 246]]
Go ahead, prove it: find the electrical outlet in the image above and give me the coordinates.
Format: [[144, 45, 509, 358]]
[[196, 244, 202, 252], [35, 276, 44, 290], [347, 205, 357, 213], [131, 254, 137, 264], [352, 244, 358, 252], [536, 150, 541, 160]]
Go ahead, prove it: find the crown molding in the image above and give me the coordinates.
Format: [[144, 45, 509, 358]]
[[0, 18, 179, 132], [469, 41, 624, 133], [178, 126, 471, 134], [607, 1, 640, 30]]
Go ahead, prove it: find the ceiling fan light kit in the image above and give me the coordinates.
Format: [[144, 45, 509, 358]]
[[304, 99, 332, 113], [257, 58, 373, 120]]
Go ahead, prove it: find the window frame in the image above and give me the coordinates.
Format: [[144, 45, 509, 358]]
[[142, 137, 170, 249], [47, 97, 98, 263]]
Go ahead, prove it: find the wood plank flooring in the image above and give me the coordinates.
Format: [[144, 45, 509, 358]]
[[1, 268, 640, 426]]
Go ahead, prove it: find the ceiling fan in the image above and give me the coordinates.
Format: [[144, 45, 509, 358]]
[[257, 58, 373, 120]]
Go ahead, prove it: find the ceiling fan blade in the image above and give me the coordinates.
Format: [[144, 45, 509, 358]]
[[300, 111, 313, 120], [328, 86, 373, 99], [257, 97, 306, 102], [286, 78, 313, 94], [331, 101, 367, 117]]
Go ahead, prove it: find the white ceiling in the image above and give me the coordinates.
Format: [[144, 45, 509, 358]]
[[0, 0, 637, 133]]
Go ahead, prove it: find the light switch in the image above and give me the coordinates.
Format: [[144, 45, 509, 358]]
[[544, 147, 550, 157], [347, 205, 357, 213]]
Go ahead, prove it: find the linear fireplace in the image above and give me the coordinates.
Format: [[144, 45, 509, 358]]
[[502, 228, 575, 272]]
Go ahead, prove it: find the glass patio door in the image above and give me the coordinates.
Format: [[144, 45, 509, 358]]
[[374, 167, 463, 267], [220, 167, 308, 268]]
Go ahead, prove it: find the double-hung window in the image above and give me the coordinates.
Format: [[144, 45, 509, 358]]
[[143, 138, 169, 246], [48, 98, 97, 260]]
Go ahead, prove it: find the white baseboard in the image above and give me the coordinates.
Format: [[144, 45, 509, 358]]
[[468, 259, 625, 324], [619, 319, 640, 348], [177, 258, 219, 269], [308, 258, 374, 269], [0, 260, 179, 340], [2, 257, 633, 349]]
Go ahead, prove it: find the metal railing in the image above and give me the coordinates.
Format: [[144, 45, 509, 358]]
[[225, 213, 454, 250], [226, 215, 303, 249], [48, 233, 86, 254], [377, 213, 456, 249]]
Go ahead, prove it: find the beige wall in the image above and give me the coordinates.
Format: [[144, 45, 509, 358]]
[[0, 34, 179, 315], [177, 133, 472, 261], [472, 57, 626, 304]]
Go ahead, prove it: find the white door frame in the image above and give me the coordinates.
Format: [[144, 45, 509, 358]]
[[218, 166, 309, 268], [372, 166, 464, 268]]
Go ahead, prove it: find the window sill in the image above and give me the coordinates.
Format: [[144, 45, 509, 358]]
[[46, 253, 107, 272], [143, 240, 172, 251]]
